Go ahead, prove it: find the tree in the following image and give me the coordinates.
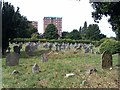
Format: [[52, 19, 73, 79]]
[[44, 24, 59, 39], [91, 2, 120, 40], [2, 2, 17, 54], [86, 24, 106, 40], [61, 31, 69, 39], [81, 21, 88, 39], [79, 26, 82, 33], [67, 29, 82, 40], [2, 2, 36, 54]]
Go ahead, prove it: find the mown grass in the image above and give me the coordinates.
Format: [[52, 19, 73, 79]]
[[2, 44, 119, 88]]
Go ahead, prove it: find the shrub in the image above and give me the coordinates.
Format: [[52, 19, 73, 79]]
[[12, 38, 98, 45], [97, 38, 109, 46], [99, 39, 120, 54]]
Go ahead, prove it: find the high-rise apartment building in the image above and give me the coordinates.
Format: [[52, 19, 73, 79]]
[[43, 17, 62, 37]]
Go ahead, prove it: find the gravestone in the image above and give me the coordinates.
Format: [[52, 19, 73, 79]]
[[74, 43, 78, 48], [62, 43, 66, 50], [41, 53, 48, 62], [58, 43, 62, 51], [25, 45, 33, 56], [6, 52, 19, 66], [32, 63, 40, 73], [83, 44, 87, 49], [13, 46, 20, 54], [76, 44, 82, 50], [84, 48, 89, 53], [49, 43, 53, 50], [19, 44, 23, 49], [101, 51, 113, 69], [67, 43, 71, 49], [91, 49, 94, 54], [55, 43, 59, 52], [86, 67, 97, 74], [43, 43, 48, 48], [89, 43, 93, 49]]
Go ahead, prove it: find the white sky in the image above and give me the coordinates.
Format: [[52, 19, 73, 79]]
[[4, 0, 116, 37]]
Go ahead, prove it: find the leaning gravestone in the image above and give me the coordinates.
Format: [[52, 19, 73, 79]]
[[101, 51, 113, 69], [84, 48, 89, 53], [6, 52, 19, 66]]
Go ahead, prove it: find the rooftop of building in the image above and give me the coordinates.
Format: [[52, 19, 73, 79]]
[[43, 17, 62, 19]]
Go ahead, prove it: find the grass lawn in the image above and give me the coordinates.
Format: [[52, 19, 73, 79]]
[[2, 44, 119, 88]]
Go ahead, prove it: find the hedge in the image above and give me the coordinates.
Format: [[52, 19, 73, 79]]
[[11, 38, 97, 45]]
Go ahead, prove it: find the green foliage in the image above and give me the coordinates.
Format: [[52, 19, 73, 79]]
[[91, 2, 120, 40], [12, 38, 96, 45], [2, 2, 37, 54], [61, 31, 69, 39], [98, 38, 110, 46], [67, 29, 82, 40], [31, 33, 40, 39], [82, 24, 106, 40], [44, 24, 59, 39], [78, 23, 106, 40], [99, 39, 120, 54], [80, 21, 88, 39]]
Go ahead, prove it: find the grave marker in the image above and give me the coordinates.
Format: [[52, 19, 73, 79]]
[[101, 51, 113, 69], [41, 53, 48, 62], [6, 52, 19, 66]]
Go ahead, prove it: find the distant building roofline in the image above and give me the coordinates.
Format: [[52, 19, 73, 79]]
[[43, 17, 62, 19]]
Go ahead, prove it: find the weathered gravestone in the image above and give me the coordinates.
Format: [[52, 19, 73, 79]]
[[25, 45, 33, 56], [84, 48, 89, 53], [32, 63, 40, 73], [67, 43, 71, 49], [74, 43, 78, 48], [101, 51, 113, 69], [58, 43, 62, 51], [49, 43, 53, 51], [41, 53, 48, 62], [86, 67, 97, 74], [13, 46, 20, 54], [43, 43, 48, 48], [62, 43, 66, 50], [76, 44, 82, 50], [6, 52, 19, 66], [55, 43, 59, 52]]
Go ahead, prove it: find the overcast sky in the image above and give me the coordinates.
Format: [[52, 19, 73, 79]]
[[4, 0, 116, 37]]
